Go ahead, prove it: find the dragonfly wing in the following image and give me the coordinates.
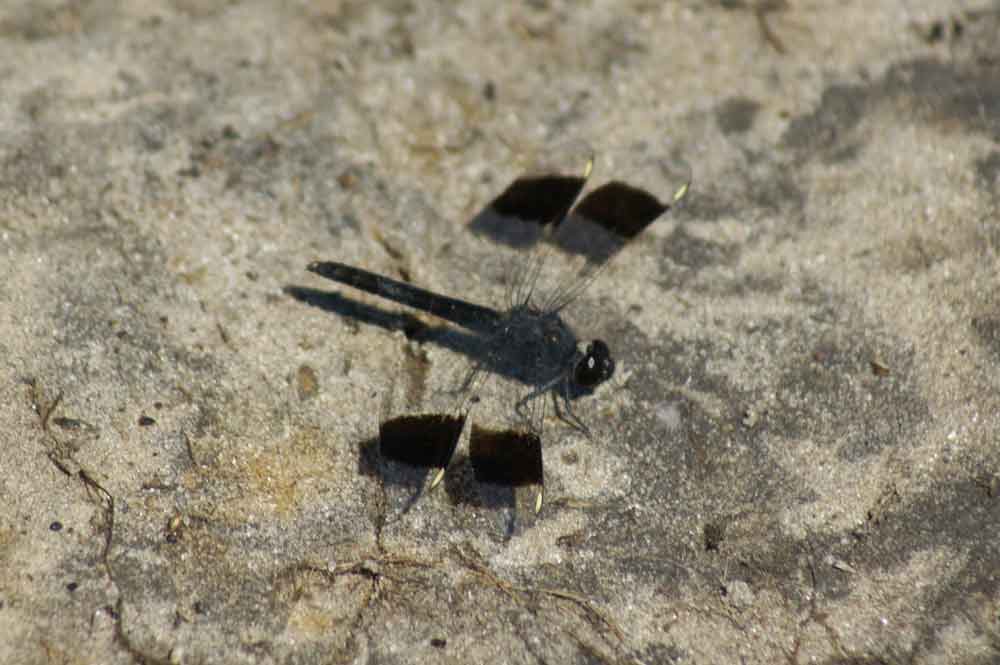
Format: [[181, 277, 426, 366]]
[[379, 413, 466, 483], [541, 153, 691, 312], [469, 424, 545, 513]]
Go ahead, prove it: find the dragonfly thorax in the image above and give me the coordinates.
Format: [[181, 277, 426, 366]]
[[493, 304, 581, 388]]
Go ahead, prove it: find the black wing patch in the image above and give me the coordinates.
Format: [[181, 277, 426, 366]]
[[553, 180, 671, 265], [379, 413, 465, 471], [469, 425, 543, 487], [469, 174, 588, 249]]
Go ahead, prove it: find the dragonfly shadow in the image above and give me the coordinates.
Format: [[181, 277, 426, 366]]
[[285, 285, 491, 363], [444, 452, 526, 539], [286, 285, 566, 391], [441, 452, 517, 511], [356, 435, 429, 516]]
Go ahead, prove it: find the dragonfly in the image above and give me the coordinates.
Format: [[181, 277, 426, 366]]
[[305, 147, 689, 515]]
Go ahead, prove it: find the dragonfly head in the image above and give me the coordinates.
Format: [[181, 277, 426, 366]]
[[573, 339, 615, 390]]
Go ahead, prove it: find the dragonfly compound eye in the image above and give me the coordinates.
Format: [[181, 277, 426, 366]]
[[574, 339, 614, 388]]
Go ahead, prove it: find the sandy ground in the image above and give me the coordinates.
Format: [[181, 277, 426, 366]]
[[1, 1, 998, 663]]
